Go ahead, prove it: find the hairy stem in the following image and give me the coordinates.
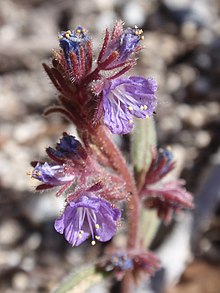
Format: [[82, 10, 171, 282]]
[[91, 125, 140, 249], [88, 125, 141, 292]]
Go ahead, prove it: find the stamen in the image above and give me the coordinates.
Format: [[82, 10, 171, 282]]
[[91, 240, 96, 246], [143, 105, 148, 110], [32, 170, 41, 177], [95, 236, 100, 240], [145, 114, 149, 119], [141, 36, 145, 40], [95, 224, 100, 229], [140, 105, 144, 110], [128, 106, 133, 111], [129, 119, 133, 124]]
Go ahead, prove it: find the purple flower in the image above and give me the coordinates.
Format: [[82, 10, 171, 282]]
[[111, 254, 133, 271], [59, 26, 88, 66], [54, 192, 121, 246], [46, 133, 86, 161], [31, 162, 74, 186], [102, 76, 157, 134], [97, 251, 159, 281], [145, 148, 175, 184], [98, 21, 143, 70]]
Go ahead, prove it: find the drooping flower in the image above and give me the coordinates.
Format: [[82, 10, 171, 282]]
[[54, 192, 121, 246], [140, 148, 194, 223], [101, 76, 157, 134]]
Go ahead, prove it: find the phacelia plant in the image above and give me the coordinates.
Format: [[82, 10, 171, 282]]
[[30, 21, 193, 293]]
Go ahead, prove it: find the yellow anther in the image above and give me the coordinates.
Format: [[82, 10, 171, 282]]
[[91, 240, 96, 246], [128, 106, 133, 111], [95, 224, 100, 229], [141, 35, 145, 40], [31, 170, 41, 177], [143, 105, 148, 110], [129, 119, 133, 124], [95, 236, 100, 240], [140, 105, 144, 110], [78, 234, 82, 238], [79, 230, 84, 234], [65, 33, 70, 39], [76, 29, 81, 33], [26, 170, 32, 176], [145, 114, 149, 119]]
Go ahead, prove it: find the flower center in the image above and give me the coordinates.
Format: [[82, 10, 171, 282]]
[[77, 207, 100, 245]]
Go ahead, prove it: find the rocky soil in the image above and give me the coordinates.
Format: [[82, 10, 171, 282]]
[[0, 0, 219, 292]]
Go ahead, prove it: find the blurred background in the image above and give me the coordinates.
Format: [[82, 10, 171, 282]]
[[0, 0, 220, 292]]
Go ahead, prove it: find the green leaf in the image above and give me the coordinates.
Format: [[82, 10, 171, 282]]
[[131, 118, 160, 247], [53, 265, 106, 293], [131, 118, 157, 185]]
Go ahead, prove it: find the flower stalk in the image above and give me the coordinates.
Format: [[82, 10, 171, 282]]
[[29, 21, 194, 293]]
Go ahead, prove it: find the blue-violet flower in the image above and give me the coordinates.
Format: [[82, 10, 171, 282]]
[[32, 162, 74, 186], [46, 133, 87, 161], [59, 26, 88, 66], [102, 76, 157, 134], [98, 21, 144, 69], [54, 192, 121, 246]]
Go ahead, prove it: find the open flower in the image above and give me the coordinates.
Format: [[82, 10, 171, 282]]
[[31, 162, 74, 187], [101, 76, 157, 134], [54, 192, 121, 246]]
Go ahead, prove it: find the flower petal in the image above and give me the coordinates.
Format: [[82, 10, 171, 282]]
[[55, 193, 121, 246], [102, 77, 157, 134]]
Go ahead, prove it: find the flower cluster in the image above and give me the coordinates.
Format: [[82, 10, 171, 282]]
[[140, 148, 194, 223], [43, 21, 157, 135], [31, 133, 124, 246], [30, 21, 194, 289]]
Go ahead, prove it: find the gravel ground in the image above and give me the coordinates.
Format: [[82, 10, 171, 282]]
[[0, 0, 220, 292]]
